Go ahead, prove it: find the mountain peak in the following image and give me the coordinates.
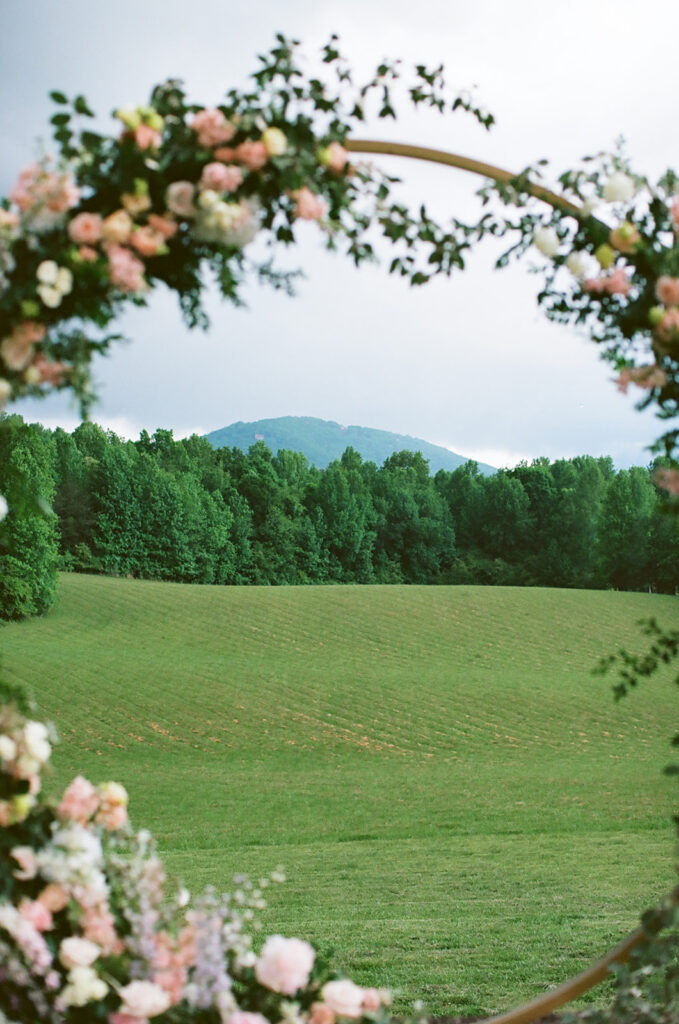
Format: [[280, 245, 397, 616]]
[[204, 416, 495, 475]]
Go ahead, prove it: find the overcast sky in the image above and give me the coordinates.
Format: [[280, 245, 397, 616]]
[[1, 0, 676, 468]]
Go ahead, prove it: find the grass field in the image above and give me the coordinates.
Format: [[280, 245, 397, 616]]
[[1, 574, 678, 1017]]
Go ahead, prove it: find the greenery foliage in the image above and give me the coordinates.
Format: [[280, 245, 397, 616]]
[[2, 416, 678, 618]]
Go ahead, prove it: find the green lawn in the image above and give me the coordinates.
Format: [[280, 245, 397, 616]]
[[2, 575, 678, 1016]]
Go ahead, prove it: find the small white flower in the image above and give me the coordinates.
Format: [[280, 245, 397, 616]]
[[37, 284, 62, 308], [198, 189, 220, 210], [0, 733, 16, 759], [580, 197, 599, 217], [36, 260, 59, 285], [61, 965, 108, 1007], [603, 171, 635, 203], [0, 495, 8, 525], [55, 267, 73, 295], [23, 721, 51, 763], [565, 251, 591, 280], [533, 226, 560, 257]]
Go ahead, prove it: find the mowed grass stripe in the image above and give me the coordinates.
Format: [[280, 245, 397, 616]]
[[1, 575, 678, 1015]]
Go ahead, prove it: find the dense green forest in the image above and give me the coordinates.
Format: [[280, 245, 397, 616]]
[[1, 414, 678, 619]]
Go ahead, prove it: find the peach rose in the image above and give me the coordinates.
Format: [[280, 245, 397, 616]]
[[38, 883, 70, 913], [655, 276, 679, 306], [68, 212, 103, 245], [148, 214, 178, 240], [133, 125, 162, 151], [235, 140, 269, 171], [130, 227, 165, 258], [101, 210, 133, 245]]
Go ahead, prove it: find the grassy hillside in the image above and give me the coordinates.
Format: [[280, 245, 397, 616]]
[[1, 576, 678, 1016], [204, 415, 496, 474]]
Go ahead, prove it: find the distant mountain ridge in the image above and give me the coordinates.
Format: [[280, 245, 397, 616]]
[[204, 416, 495, 475]]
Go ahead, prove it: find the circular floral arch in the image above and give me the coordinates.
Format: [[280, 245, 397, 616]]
[[1, 35, 678, 1024]]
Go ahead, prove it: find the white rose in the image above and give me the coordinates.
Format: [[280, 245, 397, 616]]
[[60, 936, 101, 969], [603, 171, 635, 203], [36, 260, 59, 285], [0, 733, 15, 759], [38, 284, 62, 308], [61, 965, 108, 1007], [321, 979, 365, 1019], [532, 226, 560, 257], [255, 935, 315, 995], [198, 189, 220, 210], [55, 267, 73, 295], [119, 980, 171, 1018], [565, 251, 591, 280], [23, 721, 51, 763]]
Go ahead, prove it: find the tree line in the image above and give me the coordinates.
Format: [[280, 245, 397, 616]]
[[1, 415, 677, 619]]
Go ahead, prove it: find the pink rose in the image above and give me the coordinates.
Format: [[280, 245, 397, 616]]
[[68, 212, 103, 245], [228, 1014, 270, 1024], [166, 181, 197, 219], [214, 146, 237, 163], [235, 140, 269, 171], [655, 276, 679, 306], [30, 353, 69, 386], [324, 142, 349, 174], [58, 775, 100, 824], [19, 899, 53, 932], [255, 935, 315, 995], [11, 846, 38, 880], [96, 802, 128, 830], [294, 187, 328, 221], [107, 245, 146, 293], [78, 245, 99, 262], [605, 266, 631, 296], [361, 989, 381, 1012], [656, 308, 679, 343], [133, 125, 162, 151], [654, 468, 679, 495], [192, 108, 236, 148], [199, 162, 244, 193], [670, 198, 679, 233], [1, 322, 45, 371], [321, 980, 365, 1019]]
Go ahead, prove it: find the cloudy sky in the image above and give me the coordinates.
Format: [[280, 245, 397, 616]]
[[1, 0, 676, 468]]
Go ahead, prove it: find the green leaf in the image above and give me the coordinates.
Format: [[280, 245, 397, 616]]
[[73, 95, 95, 117], [50, 113, 71, 126], [49, 90, 68, 104]]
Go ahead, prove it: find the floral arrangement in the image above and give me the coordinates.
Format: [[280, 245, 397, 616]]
[[0, 699, 394, 1024], [479, 151, 679, 489], [0, 34, 677, 486], [0, 35, 492, 420]]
